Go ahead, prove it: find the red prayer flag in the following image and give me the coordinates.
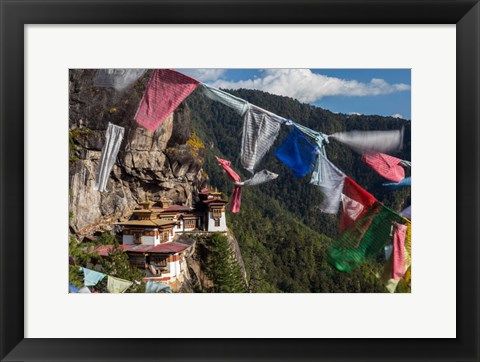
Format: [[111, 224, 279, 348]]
[[135, 69, 199, 132], [339, 177, 377, 233], [216, 157, 242, 213], [362, 152, 405, 182], [392, 222, 407, 280], [230, 186, 242, 213], [215, 157, 241, 182]]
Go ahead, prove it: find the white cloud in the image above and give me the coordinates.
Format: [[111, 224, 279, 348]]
[[177, 69, 226, 82], [211, 69, 410, 103], [349, 112, 362, 116], [391, 113, 403, 118]]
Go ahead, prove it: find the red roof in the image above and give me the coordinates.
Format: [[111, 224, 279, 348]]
[[149, 242, 190, 253], [92, 245, 114, 257], [92, 242, 190, 256], [202, 198, 228, 204], [199, 188, 215, 195], [121, 244, 152, 253], [160, 205, 193, 213]]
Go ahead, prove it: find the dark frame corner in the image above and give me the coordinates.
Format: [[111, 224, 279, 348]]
[[1, 1, 479, 361]]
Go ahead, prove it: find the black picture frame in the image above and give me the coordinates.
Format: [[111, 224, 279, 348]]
[[1, 1, 479, 361]]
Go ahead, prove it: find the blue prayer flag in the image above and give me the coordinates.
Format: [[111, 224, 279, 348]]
[[383, 177, 411, 189], [275, 127, 318, 178]]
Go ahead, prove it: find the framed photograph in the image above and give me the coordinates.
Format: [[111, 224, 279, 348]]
[[1, 1, 478, 361]]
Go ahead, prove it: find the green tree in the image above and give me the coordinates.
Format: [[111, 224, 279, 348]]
[[69, 235, 99, 288], [207, 233, 247, 293], [97, 241, 146, 293], [69, 232, 146, 293], [94, 232, 118, 246]]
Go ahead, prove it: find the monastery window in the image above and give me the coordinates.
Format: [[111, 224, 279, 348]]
[[128, 255, 145, 268], [214, 219, 220, 227], [151, 255, 167, 268], [133, 233, 142, 244], [185, 219, 196, 228], [212, 208, 222, 219]]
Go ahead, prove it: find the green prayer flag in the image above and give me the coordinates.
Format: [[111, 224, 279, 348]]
[[328, 202, 404, 272]]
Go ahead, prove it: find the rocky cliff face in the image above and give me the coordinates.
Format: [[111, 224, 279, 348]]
[[69, 69, 248, 293], [69, 70, 208, 236], [181, 231, 249, 292]]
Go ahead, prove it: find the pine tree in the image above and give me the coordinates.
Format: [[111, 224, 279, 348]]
[[69, 232, 146, 293], [97, 241, 146, 293], [207, 233, 247, 293], [68, 234, 98, 288], [94, 232, 118, 245]]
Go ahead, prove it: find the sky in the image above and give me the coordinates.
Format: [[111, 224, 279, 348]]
[[179, 69, 411, 120]]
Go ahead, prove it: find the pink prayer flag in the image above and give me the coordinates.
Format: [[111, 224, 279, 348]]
[[362, 152, 405, 182], [216, 156, 241, 182], [216, 156, 242, 212], [392, 222, 407, 280], [135, 69, 199, 132], [230, 185, 242, 213]]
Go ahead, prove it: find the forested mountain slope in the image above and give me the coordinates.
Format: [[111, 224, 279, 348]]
[[185, 88, 411, 293]]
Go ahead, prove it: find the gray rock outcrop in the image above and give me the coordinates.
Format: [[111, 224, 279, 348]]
[[69, 69, 208, 235]]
